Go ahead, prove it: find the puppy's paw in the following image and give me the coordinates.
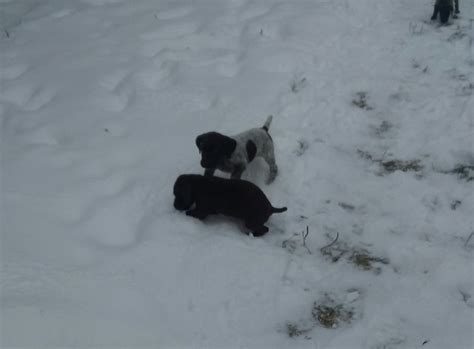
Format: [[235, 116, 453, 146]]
[[186, 209, 208, 220], [250, 225, 269, 237], [266, 168, 278, 184]]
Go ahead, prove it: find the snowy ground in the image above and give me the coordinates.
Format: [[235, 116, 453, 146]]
[[1, 0, 473, 347]]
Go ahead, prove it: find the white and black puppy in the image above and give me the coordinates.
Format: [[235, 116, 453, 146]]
[[431, 0, 459, 23], [195, 115, 278, 183]]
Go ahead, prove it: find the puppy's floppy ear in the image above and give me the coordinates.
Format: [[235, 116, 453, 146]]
[[174, 175, 194, 210], [196, 134, 204, 150], [180, 180, 192, 205], [222, 137, 237, 157]]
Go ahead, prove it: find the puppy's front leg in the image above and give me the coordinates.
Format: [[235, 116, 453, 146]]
[[431, 4, 439, 20], [230, 164, 245, 180], [204, 168, 215, 177], [186, 208, 208, 220]]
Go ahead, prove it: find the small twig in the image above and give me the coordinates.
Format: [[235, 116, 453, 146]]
[[302, 226, 312, 254], [320, 232, 339, 252], [464, 232, 474, 247], [4, 28, 9, 38]]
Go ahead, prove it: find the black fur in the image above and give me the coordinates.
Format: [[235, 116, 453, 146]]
[[173, 174, 287, 236], [246, 140, 257, 162], [431, 0, 459, 23], [196, 132, 237, 170]]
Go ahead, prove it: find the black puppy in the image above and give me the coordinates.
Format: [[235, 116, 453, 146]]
[[431, 0, 459, 23], [173, 174, 287, 236]]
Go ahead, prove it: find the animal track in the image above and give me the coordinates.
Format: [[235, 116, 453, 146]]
[[154, 7, 193, 20], [140, 22, 199, 41], [50, 9, 74, 19], [0, 64, 29, 80], [24, 87, 56, 111], [99, 69, 131, 91]]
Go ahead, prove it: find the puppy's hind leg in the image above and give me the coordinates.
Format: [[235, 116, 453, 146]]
[[230, 164, 245, 180], [245, 221, 269, 237], [264, 147, 278, 184], [186, 208, 209, 220]]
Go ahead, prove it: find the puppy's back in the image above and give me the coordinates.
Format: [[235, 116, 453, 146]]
[[198, 175, 273, 216]]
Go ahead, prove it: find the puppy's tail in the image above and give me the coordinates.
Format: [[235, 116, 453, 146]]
[[272, 206, 287, 214], [262, 115, 273, 132]]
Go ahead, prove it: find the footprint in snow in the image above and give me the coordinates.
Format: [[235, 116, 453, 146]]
[[154, 6, 194, 20], [23, 86, 57, 111], [99, 69, 131, 92], [1, 83, 56, 111], [140, 22, 199, 41], [50, 9, 75, 19], [0, 63, 29, 80]]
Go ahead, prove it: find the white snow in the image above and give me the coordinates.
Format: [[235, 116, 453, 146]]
[[1, 0, 473, 348]]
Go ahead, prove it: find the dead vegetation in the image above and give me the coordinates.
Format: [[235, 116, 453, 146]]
[[285, 290, 361, 337], [320, 234, 389, 274], [448, 164, 474, 181], [357, 149, 423, 175], [312, 295, 355, 329], [380, 159, 423, 173], [349, 250, 389, 273], [285, 323, 312, 338]]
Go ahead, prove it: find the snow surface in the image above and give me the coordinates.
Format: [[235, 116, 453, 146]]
[[1, 0, 473, 347]]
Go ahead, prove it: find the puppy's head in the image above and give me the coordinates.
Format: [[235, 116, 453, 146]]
[[195, 132, 237, 169], [173, 175, 194, 210]]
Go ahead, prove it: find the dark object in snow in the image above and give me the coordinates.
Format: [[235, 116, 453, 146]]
[[381, 159, 423, 173], [450, 199, 462, 210], [173, 174, 287, 236], [286, 323, 311, 338], [349, 250, 389, 273], [431, 0, 459, 24], [449, 164, 474, 181], [195, 115, 278, 184], [291, 77, 307, 93], [352, 91, 373, 110]]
